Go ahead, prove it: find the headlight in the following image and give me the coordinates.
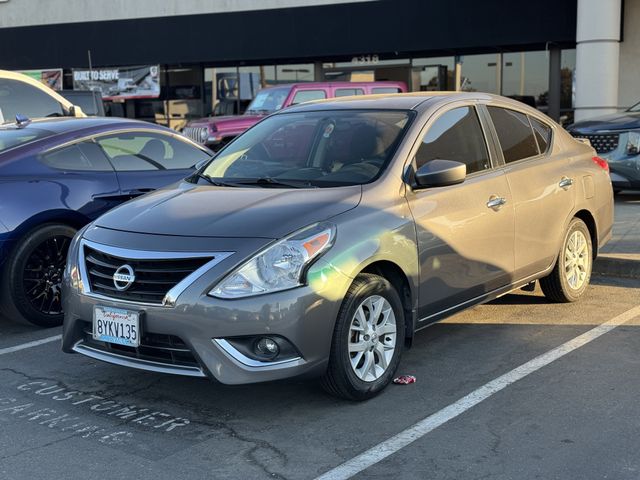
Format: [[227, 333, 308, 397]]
[[64, 223, 91, 291], [625, 131, 640, 156], [209, 222, 335, 299]]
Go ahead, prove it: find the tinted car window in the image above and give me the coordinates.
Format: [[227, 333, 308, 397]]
[[96, 132, 210, 171], [0, 127, 52, 153], [245, 87, 291, 114], [41, 142, 113, 171], [488, 107, 539, 163], [291, 90, 327, 105], [416, 106, 490, 174], [335, 88, 365, 97], [0, 78, 65, 120], [372, 87, 402, 94], [201, 110, 411, 187], [530, 116, 552, 154]]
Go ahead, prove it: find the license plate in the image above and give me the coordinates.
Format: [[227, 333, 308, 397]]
[[93, 306, 140, 348]]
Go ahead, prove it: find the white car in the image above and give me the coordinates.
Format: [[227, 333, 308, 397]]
[[0, 70, 86, 123]]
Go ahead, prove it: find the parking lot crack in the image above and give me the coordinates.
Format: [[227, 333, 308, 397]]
[[0, 433, 79, 461], [185, 418, 290, 479]]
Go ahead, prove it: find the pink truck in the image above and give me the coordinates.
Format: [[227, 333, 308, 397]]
[[182, 81, 407, 150]]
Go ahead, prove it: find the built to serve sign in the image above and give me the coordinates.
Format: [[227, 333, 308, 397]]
[[72, 65, 160, 100]]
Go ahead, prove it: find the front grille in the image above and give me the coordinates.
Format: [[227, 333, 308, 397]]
[[183, 126, 208, 144], [571, 132, 620, 154], [80, 321, 200, 368], [84, 246, 211, 304]]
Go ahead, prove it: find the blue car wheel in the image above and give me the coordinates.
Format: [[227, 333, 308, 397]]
[[1, 223, 76, 327]]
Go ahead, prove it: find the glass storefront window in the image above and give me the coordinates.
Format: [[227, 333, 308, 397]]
[[128, 65, 204, 130], [326, 57, 410, 68], [502, 51, 549, 109], [459, 54, 500, 93], [561, 49, 576, 115], [412, 57, 455, 91], [276, 64, 315, 83]]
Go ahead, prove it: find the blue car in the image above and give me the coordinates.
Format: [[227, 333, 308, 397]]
[[568, 101, 640, 193], [0, 117, 213, 327]]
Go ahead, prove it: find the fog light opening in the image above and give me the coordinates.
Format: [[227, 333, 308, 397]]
[[255, 337, 280, 359]]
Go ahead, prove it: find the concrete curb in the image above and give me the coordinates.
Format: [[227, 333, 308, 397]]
[[593, 254, 640, 280]]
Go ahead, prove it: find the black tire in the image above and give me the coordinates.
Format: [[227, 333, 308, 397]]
[[321, 273, 406, 401], [0, 224, 76, 327], [540, 218, 592, 303]]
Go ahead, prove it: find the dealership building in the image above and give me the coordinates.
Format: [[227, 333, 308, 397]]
[[0, 0, 635, 127]]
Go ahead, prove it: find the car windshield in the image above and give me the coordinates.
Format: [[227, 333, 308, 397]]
[[0, 127, 52, 153], [199, 109, 412, 187], [628, 101, 640, 112], [244, 87, 292, 115]]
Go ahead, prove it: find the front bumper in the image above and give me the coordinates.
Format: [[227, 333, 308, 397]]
[[61, 231, 351, 385]]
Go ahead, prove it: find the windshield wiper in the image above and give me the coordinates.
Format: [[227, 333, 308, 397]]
[[236, 177, 317, 189], [191, 172, 241, 187]]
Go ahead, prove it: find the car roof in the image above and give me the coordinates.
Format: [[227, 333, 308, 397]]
[[262, 81, 406, 90], [282, 91, 544, 116], [0, 116, 167, 136]]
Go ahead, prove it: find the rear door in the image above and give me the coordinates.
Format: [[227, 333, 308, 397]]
[[482, 105, 575, 280], [94, 130, 211, 198], [405, 103, 515, 321]]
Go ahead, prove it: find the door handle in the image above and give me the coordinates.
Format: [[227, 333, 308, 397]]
[[559, 177, 574, 189], [486, 195, 507, 210]]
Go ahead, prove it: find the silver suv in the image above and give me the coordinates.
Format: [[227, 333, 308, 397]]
[[62, 93, 614, 400]]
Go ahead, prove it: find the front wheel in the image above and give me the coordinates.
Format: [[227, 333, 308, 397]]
[[540, 218, 592, 303], [321, 273, 405, 401], [0, 224, 76, 327]]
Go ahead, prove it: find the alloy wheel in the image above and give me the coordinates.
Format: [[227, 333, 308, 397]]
[[22, 235, 70, 316], [348, 295, 397, 382], [564, 230, 589, 290]]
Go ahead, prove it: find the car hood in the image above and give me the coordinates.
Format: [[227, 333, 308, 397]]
[[95, 181, 362, 239], [568, 111, 640, 133], [187, 115, 265, 132]]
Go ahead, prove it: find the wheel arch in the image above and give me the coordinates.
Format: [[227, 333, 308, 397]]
[[359, 260, 416, 346], [573, 209, 598, 259], [9, 209, 89, 245]]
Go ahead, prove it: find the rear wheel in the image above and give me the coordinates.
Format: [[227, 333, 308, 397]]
[[321, 273, 405, 401], [0, 224, 76, 327], [540, 218, 592, 303]]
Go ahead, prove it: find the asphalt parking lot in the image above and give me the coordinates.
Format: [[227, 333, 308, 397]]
[[0, 274, 638, 480]]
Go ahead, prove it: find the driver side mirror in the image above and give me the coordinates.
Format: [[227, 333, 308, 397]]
[[414, 159, 466, 189]]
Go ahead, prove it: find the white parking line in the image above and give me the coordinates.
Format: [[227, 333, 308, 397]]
[[316, 304, 640, 480], [0, 335, 62, 356]]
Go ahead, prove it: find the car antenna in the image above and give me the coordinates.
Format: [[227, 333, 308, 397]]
[[15, 114, 31, 128]]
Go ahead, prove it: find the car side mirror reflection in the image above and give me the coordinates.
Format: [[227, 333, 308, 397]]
[[414, 159, 467, 189], [194, 158, 210, 170]]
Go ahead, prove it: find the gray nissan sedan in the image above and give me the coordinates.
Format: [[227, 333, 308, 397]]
[[62, 93, 614, 400]]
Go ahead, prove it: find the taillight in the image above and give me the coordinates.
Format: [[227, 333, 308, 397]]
[[592, 156, 609, 172]]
